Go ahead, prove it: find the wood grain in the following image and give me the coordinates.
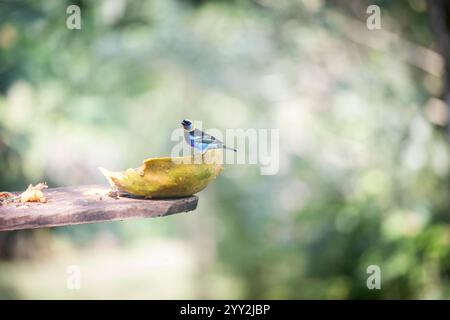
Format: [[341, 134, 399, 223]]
[[0, 185, 198, 232]]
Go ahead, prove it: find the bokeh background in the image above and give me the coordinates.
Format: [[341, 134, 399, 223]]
[[1, 0, 449, 299]]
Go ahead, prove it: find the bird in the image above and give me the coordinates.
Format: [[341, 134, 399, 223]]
[[181, 119, 237, 153]]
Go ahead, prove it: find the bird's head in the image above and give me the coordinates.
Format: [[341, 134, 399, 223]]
[[181, 119, 193, 131]]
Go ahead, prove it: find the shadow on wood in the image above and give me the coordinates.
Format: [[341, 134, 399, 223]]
[[0, 185, 198, 232]]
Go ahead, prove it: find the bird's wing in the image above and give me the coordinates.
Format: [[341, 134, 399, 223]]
[[193, 129, 223, 144]]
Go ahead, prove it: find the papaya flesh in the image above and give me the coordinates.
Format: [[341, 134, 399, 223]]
[[99, 149, 223, 198]]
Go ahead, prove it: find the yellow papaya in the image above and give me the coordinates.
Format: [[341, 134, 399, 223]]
[[99, 149, 223, 198]]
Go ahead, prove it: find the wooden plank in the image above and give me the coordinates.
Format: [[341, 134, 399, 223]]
[[0, 185, 198, 232]]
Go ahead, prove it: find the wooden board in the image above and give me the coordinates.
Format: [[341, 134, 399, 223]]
[[0, 185, 198, 232]]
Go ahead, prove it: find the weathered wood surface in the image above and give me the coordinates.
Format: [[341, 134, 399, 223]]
[[0, 185, 198, 232]]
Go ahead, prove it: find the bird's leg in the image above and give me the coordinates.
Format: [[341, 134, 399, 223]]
[[191, 147, 194, 164], [202, 146, 209, 163], [202, 147, 211, 163]]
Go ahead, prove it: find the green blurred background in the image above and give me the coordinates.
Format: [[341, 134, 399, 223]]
[[0, 0, 449, 299]]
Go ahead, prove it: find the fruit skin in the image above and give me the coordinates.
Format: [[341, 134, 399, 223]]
[[99, 149, 223, 198]]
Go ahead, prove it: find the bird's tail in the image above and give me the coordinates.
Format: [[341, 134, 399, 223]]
[[223, 145, 237, 152]]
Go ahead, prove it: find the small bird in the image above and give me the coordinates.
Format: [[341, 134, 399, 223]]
[[181, 119, 237, 153]]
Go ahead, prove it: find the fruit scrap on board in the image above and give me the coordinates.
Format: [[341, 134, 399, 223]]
[[0, 192, 13, 200], [0, 183, 48, 205], [19, 183, 48, 203]]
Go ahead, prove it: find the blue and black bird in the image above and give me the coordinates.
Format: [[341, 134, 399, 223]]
[[181, 119, 237, 153]]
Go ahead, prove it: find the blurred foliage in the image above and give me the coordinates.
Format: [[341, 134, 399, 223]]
[[0, 0, 449, 299]]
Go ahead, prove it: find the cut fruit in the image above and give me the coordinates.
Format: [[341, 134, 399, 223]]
[[100, 149, 223, 198]]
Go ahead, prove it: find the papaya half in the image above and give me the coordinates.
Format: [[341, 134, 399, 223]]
[[99, 149, 223, 198]]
